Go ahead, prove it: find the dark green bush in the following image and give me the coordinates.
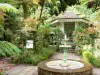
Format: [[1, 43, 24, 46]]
[[0, 41, 21, 57], [0, 24, 4, 34], [92, 57, 100, 67], [12, 46, 56, 65], [0, 24, 5, 39]]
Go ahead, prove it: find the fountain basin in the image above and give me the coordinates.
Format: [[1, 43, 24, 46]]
[[38, 59, 93, 75], [46, 60, 84, 69]]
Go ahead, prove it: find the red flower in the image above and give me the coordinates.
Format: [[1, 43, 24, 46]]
[[0, 68, 3, 72], [9, 66, 12, 70]]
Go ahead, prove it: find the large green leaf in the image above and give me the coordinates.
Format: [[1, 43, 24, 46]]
[[0, 3, 19, 13], [0, 41, 21, 57]]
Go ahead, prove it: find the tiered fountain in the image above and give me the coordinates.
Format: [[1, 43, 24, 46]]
[[59, 34, 71, 66], [38, 34, 93, 75]]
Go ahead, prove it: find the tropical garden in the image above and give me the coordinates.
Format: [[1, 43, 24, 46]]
[[0, 0, 100, 75]]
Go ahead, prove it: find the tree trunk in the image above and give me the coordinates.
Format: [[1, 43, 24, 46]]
[[22, 1, 28, 18], [39, 0, 45, 20]]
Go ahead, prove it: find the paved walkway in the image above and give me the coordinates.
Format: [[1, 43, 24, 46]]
[[5, 52, 100, 75], [5, 65, 37, 75]]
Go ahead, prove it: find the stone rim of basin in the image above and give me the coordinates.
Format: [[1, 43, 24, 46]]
[[38, 59, 93, 73]]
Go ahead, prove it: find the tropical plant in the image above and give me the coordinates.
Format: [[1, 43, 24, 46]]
[[12, 46, 56, 65], [0, 3, 19, 13], [0, 41, 21, 57], [0, 11, 5, 25], [52, 27, 63, 51], [0, 3, 21, 42], [0, 24, 5, 39], [24, 18, 40, 31]]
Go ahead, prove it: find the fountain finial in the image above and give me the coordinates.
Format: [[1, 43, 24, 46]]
[[63, 33, 68, 45], [64, 33, 67, 39]]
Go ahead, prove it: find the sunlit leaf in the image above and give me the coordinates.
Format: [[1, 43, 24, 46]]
[[0, 3, 19, 13]]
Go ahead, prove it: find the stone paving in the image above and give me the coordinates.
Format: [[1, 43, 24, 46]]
[[5, 65, 37, 75], [5, 52, 100, 75]]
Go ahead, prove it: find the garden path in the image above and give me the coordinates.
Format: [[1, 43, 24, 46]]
[[5, 52, 100, 75]]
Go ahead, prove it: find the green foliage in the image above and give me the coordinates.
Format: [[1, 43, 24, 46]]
[[34, 24, 53, 52], [0, 3, 21, 42], [0, 0, 14, 3], [0, 41, 21, 57], [92, 57, 100, 67], [52, 27, 63, 50], [66, 5, 95, 21], [0, 12, 5, 25], [82, 50, 100, 67], [73, 25, 98, 47], [12, 46, 56, 65], [63, 0, 78, 6], [5, 11, 21, 31], [0, 3, 19, 13], [82, 50, 94, 63], [0, 24, 5, 38], [73, 26, 90, 46], [79, 0, 90, 5], [35, 32, 44, 53], [75, 46, 83, 55]]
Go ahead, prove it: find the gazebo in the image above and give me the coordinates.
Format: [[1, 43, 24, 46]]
[[52, 11, 89, 39]]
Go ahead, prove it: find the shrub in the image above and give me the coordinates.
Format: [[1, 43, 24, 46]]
[[92, 57, 100, 67], [82, 50, 100, 67], [0, 24, 5, 39], [73, 26, 90, 46], [0, 41, 21, 57], [82, 50, 95, 63], [12, 46, 56, 65]]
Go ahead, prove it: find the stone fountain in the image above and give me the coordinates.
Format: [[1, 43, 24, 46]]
[[59, 33, 71, 66], [38, 34, 93, 75]]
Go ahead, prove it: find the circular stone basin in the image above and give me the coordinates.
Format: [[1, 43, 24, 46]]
[[38, 59, 93, 75], [46, 60, 84, 70]]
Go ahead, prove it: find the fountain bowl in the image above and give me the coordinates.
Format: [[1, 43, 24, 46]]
[[38, 59, 93, 75]]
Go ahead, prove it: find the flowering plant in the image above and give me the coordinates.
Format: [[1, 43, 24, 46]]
[[73, 26, 98, 47], [73, 26, 90, 46], [0, 68, 4, 75], [0, 62, 12, 75], [86, 26, 99, 46], [86, 27, 98, 38]]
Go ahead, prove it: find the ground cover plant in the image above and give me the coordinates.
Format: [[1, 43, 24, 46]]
[[12, 46, 56, 65]]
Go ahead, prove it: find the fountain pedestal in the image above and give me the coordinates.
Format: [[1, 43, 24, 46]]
[[59, 45, 71, 67], [59, 34, 72, 66]]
